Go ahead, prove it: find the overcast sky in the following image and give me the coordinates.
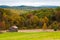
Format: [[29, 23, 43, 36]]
[[0, 0, 60, 6]]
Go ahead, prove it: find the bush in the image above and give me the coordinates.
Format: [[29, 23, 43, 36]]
[[53, 26, 58, 31], [53, 21, 58, 31]]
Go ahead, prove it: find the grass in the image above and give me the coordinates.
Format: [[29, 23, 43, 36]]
[[0, 32, 60, 40]]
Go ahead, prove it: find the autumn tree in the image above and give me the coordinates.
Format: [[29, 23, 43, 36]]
[[42, 22, 47, 30], [55, 7, 60, 22]]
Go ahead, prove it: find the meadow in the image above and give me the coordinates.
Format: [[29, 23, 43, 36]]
[[0, 32, 60, 40]]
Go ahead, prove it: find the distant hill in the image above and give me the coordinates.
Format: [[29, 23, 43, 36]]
[[0, 5, 10, 8], [0, 5, 59, 10]]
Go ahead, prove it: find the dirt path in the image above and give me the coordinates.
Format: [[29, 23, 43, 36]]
[[1, 29, 60, 32], [18, 29, 54, 32]]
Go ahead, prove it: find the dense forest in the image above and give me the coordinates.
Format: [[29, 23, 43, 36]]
[[0, 7, 60, 30]]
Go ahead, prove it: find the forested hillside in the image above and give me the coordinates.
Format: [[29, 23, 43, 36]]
[[0, 7, 60, 30]]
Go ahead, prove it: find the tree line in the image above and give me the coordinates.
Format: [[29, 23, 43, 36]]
[[0, 7, 60, 30]]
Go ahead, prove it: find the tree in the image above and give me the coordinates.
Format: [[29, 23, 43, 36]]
[[55, 7, 60, 22], [0, 9, 6, 30], [42, 23, 47, 30]]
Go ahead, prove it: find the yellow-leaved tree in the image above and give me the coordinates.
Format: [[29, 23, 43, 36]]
[[42, 16, 48, 30], [42, 22, 47, 30]]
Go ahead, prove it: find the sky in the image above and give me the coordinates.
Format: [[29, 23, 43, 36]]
[[0, 0, 60, 6]]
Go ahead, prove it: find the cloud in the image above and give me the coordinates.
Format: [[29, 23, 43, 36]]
[[0, 0, 60, 6]]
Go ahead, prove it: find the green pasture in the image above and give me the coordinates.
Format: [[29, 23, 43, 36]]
[[0, 32, 60, 40]]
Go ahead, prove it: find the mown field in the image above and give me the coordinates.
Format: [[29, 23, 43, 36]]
[[0, 32, 60, 40]]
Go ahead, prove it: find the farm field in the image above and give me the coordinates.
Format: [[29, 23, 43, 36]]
[[0, 32, 60, 40]]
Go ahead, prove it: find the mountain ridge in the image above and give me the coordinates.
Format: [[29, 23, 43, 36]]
[[0, 5, 59, 10]]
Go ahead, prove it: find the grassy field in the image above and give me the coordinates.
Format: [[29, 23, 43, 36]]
[[0, 32, 60, 40]]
